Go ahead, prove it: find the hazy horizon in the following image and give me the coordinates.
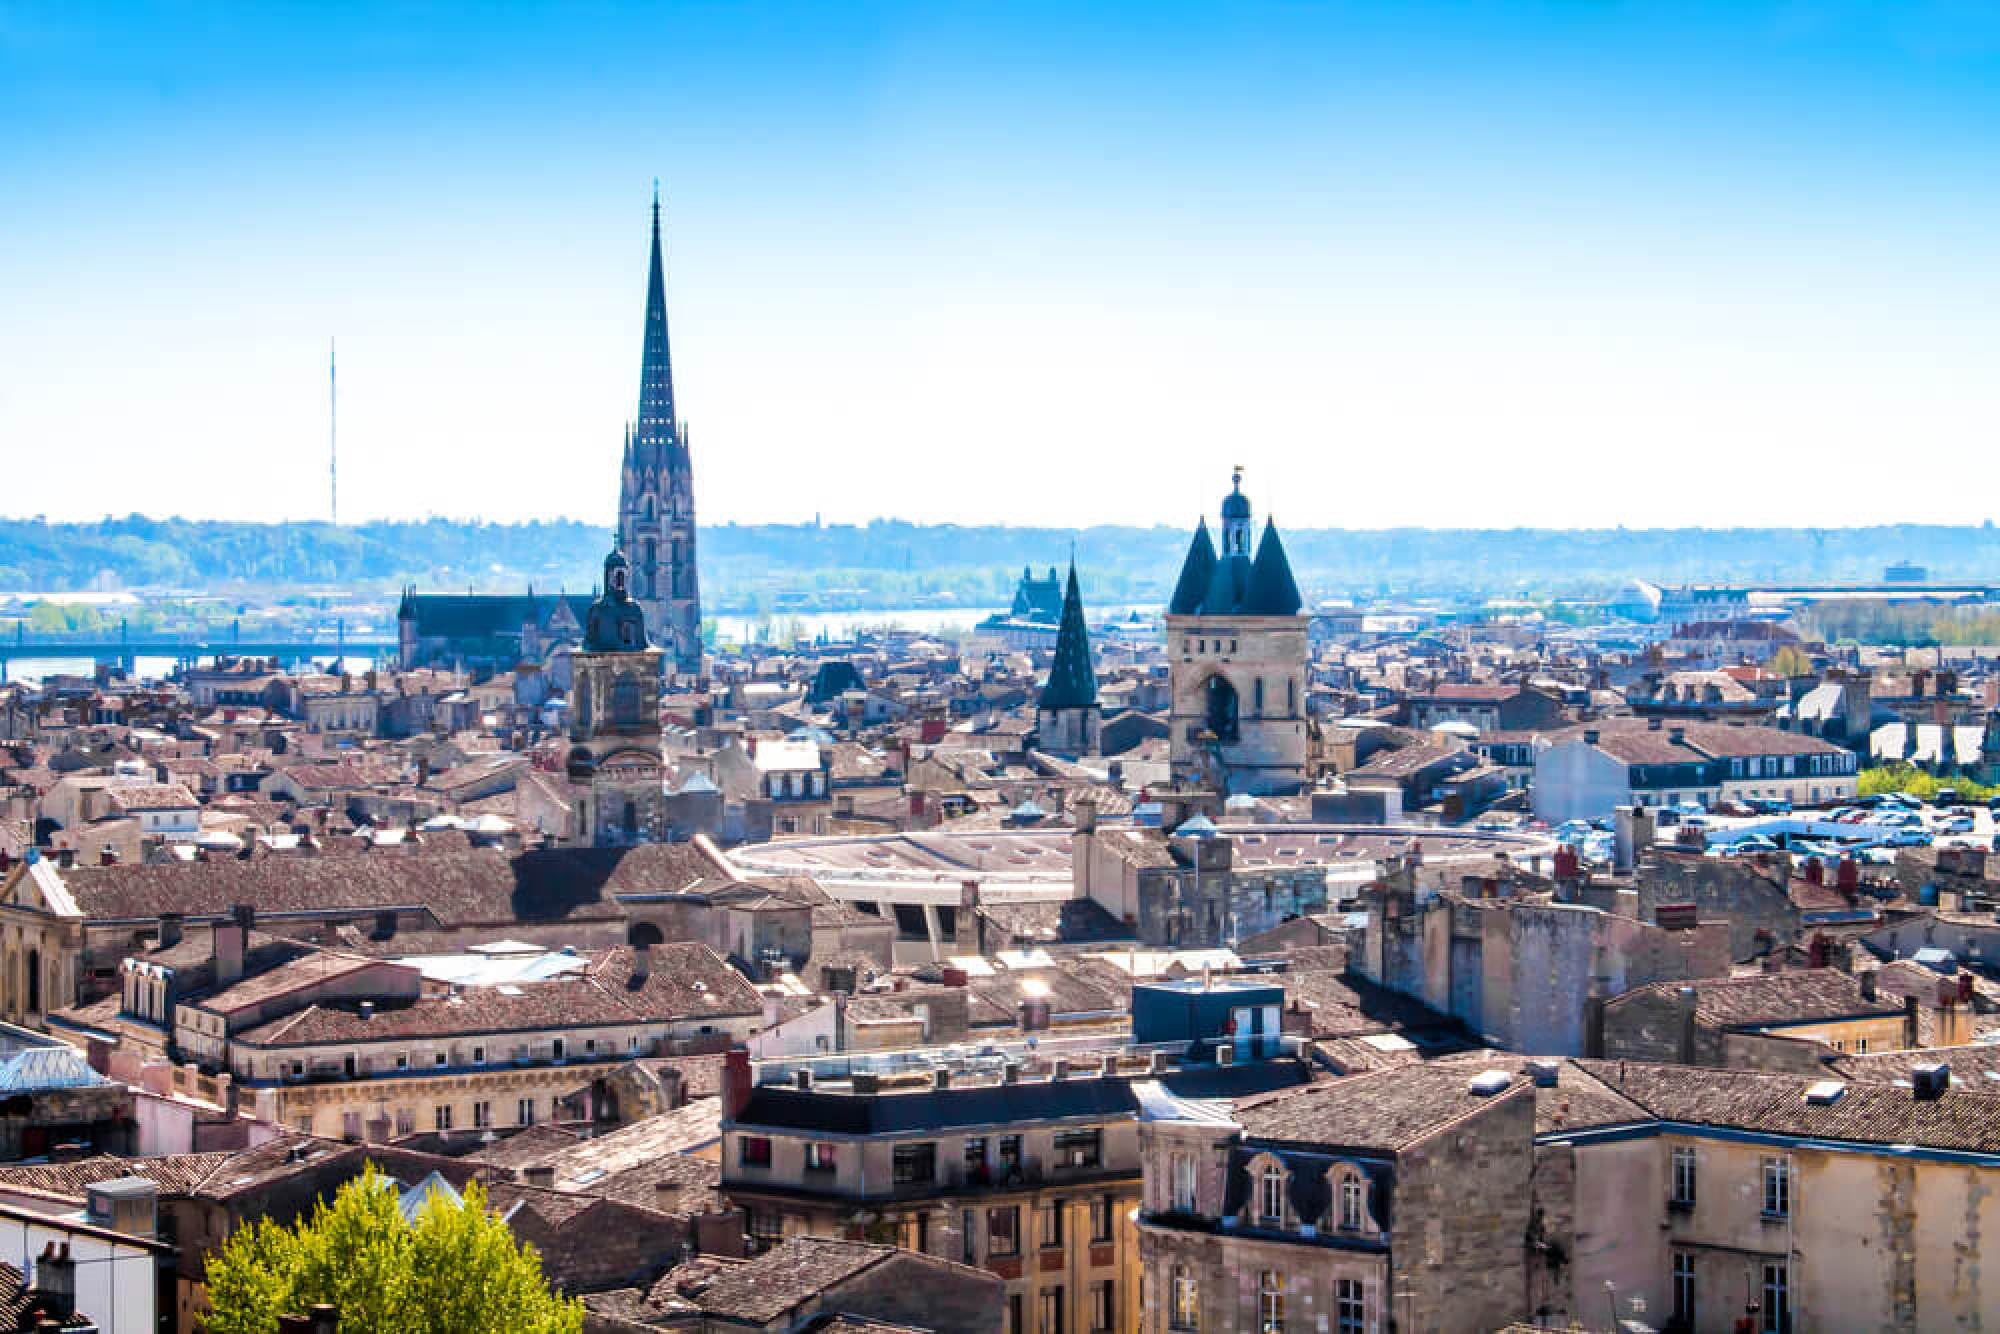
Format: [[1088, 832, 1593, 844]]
[[8, 2, 2000, 531]]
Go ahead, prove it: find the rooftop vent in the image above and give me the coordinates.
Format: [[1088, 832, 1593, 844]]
[[1525, 1059, 1560, 1089], [1912, 1062, 1951, 1100], [1803, 1080, 1846, 1106], [1468, 1070, 1512, 1097]]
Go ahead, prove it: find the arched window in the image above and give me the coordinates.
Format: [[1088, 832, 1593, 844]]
[[1258, 1161, 1286, 1225], [1205, 676, 1240, 743], [1170, 1265, 1200, 1331], [1258, 1270, 1286, 1334]]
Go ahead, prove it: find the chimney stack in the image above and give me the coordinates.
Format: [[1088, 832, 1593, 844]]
[[158, 912, 184, 950], [722, 1048, 753, 1120], [214, 904, 254, 984], [31, 1242, 74, 1321]]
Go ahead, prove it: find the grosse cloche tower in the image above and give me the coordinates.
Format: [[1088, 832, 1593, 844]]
[[618, 187, 703, 675], [1165, 469, 1308, 795]]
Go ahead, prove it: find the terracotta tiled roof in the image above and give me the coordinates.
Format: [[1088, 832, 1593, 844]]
[[1233, 1061, 1532, 1153], [1606, 969, 1901, 1030], [1578, 1059, 2000, 1153]]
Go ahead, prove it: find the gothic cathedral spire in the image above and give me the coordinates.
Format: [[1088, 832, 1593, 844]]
[[619, 185, 703, 675]]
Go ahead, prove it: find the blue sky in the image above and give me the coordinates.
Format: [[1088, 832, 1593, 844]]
[[5, 1, 2000, 529]]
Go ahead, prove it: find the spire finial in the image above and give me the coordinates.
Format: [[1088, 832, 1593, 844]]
[[652, 178, 661, 227], [1232, 464, 1243, 493]]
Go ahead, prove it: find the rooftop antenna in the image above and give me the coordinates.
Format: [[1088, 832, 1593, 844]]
[[329, 337, 339, 525]]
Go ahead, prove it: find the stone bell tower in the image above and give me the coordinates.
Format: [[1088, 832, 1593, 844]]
[[1165, 469, 1309, 795], [567, 548, 667, 846]]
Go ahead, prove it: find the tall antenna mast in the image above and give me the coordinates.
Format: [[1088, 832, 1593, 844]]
[[329, 337, 338, 525]]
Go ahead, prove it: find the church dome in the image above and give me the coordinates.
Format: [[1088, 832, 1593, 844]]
[[584, 548, 650, 652]]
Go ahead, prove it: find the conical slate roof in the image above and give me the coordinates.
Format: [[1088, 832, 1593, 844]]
[[1039, 565, 1098, 712], [636, 186, 679, 462], [1246, 519, 1303, 615], [1168, 520, 1218, 615]]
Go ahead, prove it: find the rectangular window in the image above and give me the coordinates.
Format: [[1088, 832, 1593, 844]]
[[1258, 1270, 1285, 1334], [1089, 1193, 1113, 1242], [473, 1045, 485, 1065], [1671, 1146, 1697, 1206], [1762, 1156, 1790, 1218], [988, 1205, 1019, 1257], [1040, 1200, 1065, 1249], [516, 1097, 535, 1126], [965, 1136, 988, 1179], [1339, 1173, 1366, 1230], [1170, 1267, 1199, 1331], [434, 1051, 447, 1067], [1335, 1279, 1365, 1334], [893, 1142, 936, 1186], [1004, 1294, 1023, 1334], [740, 1136, 772, 1168], [805, 1142, 836, 1174], [434, 1104, 453, 1131], [999, 1134, 1022, 1177], [1090, 1280, 1114, 1333], [1039, 1287, 1064, 1334], [472, 1100, 491, 1129], [1054, 1129, 1101, 1169], [1672, 1251, 1695, 1326], [962, 1208, 977, 1265], [1171, 1153, 1197, 1211], [1761, 1263, 1789, 1333]]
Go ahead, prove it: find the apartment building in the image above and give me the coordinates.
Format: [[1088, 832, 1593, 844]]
[[1135, 1061, 1537, 1334], [718, 983, 1311, 1334]]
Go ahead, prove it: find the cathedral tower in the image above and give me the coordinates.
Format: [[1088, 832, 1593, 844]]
[[618, 187, 703, 675], [1165, 470, 1308, 795]]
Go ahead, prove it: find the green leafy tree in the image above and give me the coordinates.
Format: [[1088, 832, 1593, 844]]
[[202, 1167, 583, 1334]]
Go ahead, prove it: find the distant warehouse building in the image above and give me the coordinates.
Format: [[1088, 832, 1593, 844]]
[[1533, 718, 1856, 823]]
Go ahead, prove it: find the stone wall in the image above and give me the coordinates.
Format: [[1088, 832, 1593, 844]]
[[1391, 1081, 1535, 1331]]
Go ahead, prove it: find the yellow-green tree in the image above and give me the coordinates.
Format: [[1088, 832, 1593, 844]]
[[202, 1167, 582, 1334]]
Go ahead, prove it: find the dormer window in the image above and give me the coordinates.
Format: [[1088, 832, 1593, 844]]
[[1258, 1161, 1287, 1226], [1338, 1171, 1366, 1231]]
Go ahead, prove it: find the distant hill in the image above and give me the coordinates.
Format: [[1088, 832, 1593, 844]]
[[2, 514, 1997, 612]]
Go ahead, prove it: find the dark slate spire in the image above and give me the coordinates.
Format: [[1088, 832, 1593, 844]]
[[1039, 564, 1098, 712], [1247, 519, 1304, 615], [637, 183, 677, 456], [1168, 518, 1219, 615]]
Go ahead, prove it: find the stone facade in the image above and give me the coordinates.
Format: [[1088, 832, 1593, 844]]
[[1137, 1070, 1536, 1334]]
